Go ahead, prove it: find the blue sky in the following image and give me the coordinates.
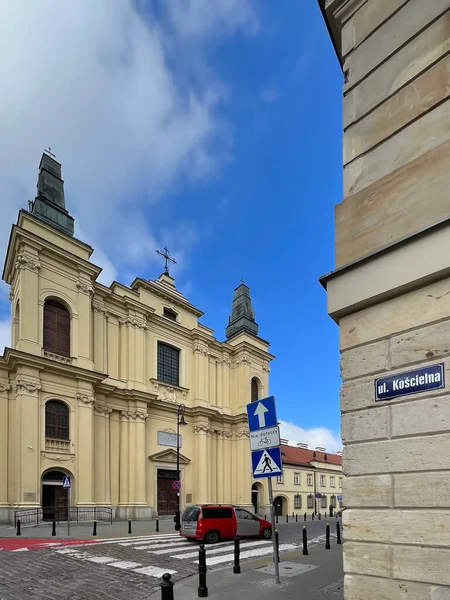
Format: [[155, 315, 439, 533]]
[[0, 0, 343, 450]]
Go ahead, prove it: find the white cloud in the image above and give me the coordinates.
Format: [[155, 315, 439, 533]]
[[0, 0, 259, 288], [261, 85, 280, 105], [0, 318, 11, 356], [279, 420, 342, 453]]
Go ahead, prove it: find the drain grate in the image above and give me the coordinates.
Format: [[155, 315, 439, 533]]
[[320, 578, 344, 595]]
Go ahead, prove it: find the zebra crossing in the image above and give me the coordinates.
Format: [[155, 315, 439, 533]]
[[51, 533, 302, 578]]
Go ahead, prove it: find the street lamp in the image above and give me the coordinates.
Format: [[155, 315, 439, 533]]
[[174, 404, 187, 531]]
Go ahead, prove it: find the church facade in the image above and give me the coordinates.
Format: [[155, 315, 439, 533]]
[[0, 152, 274, 524]]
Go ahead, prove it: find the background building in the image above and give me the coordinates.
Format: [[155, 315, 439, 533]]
[[319, 1, 450, 598], [0, 152, 274, 524], [252, 442, 342, 517]]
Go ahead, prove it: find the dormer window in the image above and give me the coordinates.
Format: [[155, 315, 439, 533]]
[[163, 307, 177, 321]]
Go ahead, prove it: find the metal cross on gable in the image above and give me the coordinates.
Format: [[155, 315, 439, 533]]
[[156, 247, 177, 274], [44, 147, 56, 158]]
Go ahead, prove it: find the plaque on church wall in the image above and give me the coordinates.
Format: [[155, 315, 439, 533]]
[[158, 431, 182, 448]]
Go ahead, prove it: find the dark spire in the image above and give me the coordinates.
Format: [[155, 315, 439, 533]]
[[225, 282, 259, 340], [29, 151, 74, 237]]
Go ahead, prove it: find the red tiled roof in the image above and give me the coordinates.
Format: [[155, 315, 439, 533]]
[[279, 444, 342, 467]]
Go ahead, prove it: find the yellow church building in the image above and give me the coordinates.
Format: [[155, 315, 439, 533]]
[[0, 151, 274, 524]]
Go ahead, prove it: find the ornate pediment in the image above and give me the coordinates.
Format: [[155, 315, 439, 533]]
[[149, 449, 190, 464]]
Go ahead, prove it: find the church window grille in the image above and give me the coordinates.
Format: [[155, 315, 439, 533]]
[[251, 378, 259, 403], [163, 308, 177, 321], [157, 342, 180, 386], [45, 400, 69, 440], [43, 300, 70, 357]]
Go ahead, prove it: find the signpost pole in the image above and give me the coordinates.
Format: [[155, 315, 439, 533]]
[[268, 477, 280, 584], [67, 486, 70, 537]]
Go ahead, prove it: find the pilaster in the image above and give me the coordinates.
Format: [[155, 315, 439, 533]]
[[193, 424, 210, 503], [194, 343, 210, 404], [93, 301, 108, 373], [132, 410, 148, 505], [110, 410, 120, 507], [76, 279, 94, 370], [16, 252, 41, 355], [0, 381, 10, 507], [94, 400, 111, 505], [236, 429, 251, 506], [119, 411, 130, 505], [76, 391, 95, 504]]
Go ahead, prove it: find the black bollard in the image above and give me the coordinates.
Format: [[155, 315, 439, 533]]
[[302, 526, 308, 556], [160, 573, 174, 600], [336, 521, 342, 545], [52, 520, 56, 537], [198, 544, 208, 598], [265, 515, 267, 521], [295, 514, 298, 523], [275, 530, 280, 564], [156, 517, 159, 533], [319, 513, 321, 520], [276, 514, 278, 524], [128, 519, 132, 534], [233, 535, 241, 574], [93, 520, 97, 536], [16, 518, 21, 536], [286, 514, 288, 524], [325, 512, 327, 518], [292, 512, 294, 519], [326, 523, 331, 550], [312, 512, 314, 521], [304, 512, 307, 522]]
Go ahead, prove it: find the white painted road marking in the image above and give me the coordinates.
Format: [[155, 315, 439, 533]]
[[196, 543, 297, 566], [172, 540, 271, 560]]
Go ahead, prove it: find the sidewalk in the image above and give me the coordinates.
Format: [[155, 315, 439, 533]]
[[152, 545, 344, 600], [0, 517, 175, 539]]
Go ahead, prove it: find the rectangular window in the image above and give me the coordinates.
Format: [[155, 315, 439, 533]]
[[157, 342, 180, 386], [202, 507, 233, 519], [163, 308, 177, 321], [276, 474, 283, 484], [331, 496, 337, 508], [307, 495, 314, 509], [321, 496, 327, 509], [294, 472, 300, 485], [320, 475, 326, 487], [330, 476, 335, 488], [339, 477, 343, 488], [294, 494, 302, 509], [307, 474, 313, 486]]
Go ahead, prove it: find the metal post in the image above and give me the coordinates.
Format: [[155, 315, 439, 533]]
[[128, 519, 132, 534], [93, 520, 97, 536], [67, 487, 70, 537], [160, 573, 174, 600], [326, 523, 331, 549], [198, 544, 208, 598], [16, 518, 21, 536], [285, 514, 288, 524], [52, 520, 56, 536], [275, 530, 280, 564], [304, 512, 306, 521], [276, 514, 278, 524], [319, 512, 321, 520], [336, 521, 342, 545], [156, 517, 159, 533], [268, 477, 280, 584], [175, 412, 180, 531], [312, 512, 314, 521], [295, 513, 298, 523], [302, 526, 308, 555], [233, 535, 241, 574]]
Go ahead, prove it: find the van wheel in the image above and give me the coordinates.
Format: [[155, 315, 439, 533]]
[[261, 528, 272, 540], [204, 530, 220, 544]]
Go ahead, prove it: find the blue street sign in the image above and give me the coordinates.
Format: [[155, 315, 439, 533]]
[[375, 363, 444, 402], [337, 495, 342, 501], [251, 447, 283, 479], [246, 396, 278, 433], [62, 476, 71, 489]]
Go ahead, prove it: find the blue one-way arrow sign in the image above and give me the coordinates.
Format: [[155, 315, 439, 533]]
[[246, 396, 278, 432]]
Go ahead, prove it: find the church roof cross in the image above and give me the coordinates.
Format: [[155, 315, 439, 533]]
[[156, 247, 177, 275]]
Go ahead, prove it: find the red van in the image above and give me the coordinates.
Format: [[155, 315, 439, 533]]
[[180, 504, 272, 544]]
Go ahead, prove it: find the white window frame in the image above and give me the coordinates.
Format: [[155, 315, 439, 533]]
[[320, 475, 326, 487], [294, 472, 300, 485], [307, 473, 313, 486], [330, 476, 335, 488]]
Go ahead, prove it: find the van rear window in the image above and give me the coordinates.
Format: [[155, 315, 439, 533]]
[[182, 507, 200, 521], [202, 508, 233, 519]]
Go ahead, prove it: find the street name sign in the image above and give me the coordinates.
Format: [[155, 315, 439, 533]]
[[251, 447, 283, 478], [375, 363, 444, 401], [246, 396, 278, 432], [250, 426, 280, 451], [62, 476, 71, 489]]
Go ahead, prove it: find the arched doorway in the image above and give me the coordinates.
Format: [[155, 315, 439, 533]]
[[41, 470, 71, 521], [251, 482, 263, 514], [274, 496, 288, 517]]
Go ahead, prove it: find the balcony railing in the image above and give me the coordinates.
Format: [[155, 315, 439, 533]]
[[44, 438, 71, 452], [14, 506, 113, 527]]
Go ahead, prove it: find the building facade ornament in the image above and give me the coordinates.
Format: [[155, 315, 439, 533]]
[[156, 385, 187, 403], [193, 424, 212, 435], [235, 355, 251, 366], [217, 430, 233, 439], [119, 316, 148, 330], [216, 357, 232, 365], [120, 410, 148, 421], [8, 287, 14, 302], [45, 439, 71, 452], [76, 392, 95, 405], [236, 429, 250, 439], [13, 379, 42, 394], [41, 452, 75, 463], [262, 364, 271, 373], [0, 382, 11, 393], [44, 351, 72, 365], [15, 253, 41, 272], [193, 342, 210, 356], [94, 402, 112, 415], [76, 280, 94, 296], [92, 300, 109, 317]]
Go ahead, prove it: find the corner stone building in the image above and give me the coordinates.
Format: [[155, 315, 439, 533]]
[[0, 153, 274, 524], [319, 1, 450, 598]]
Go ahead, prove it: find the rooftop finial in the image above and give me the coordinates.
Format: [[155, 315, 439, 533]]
[[156, 247, 177, 275], [44, 147, 56, 158]]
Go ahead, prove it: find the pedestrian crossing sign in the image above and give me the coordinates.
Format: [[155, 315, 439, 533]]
[[62, 476, 71, 489], [251, 447, 283, 479]]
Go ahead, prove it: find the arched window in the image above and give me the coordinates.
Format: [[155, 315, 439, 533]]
[[251, 378, 259, 403], [43, 300, 70, 357], [45, 400, 69, 440]]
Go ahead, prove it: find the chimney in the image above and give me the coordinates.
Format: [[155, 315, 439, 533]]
[[315, 446, 326, 452], [280, 438, 289, 445], [297, 443, 308, 449], [336, 451, 343, 456]]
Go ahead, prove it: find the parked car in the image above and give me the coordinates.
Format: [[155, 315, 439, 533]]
[[180, 504, 272, 544]]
